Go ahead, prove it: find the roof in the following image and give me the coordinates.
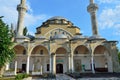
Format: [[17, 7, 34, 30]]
[[72, 34, 86, 40], [35, 35, 46, 39], [88, 35, 105, 40], [16, 35, 29, 39], [48, 16, 68, 21]]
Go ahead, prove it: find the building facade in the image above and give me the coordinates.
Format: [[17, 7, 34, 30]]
[[7, 0, 120, 74]]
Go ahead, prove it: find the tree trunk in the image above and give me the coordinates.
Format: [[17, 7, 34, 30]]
[[0, 66, 5, 77]]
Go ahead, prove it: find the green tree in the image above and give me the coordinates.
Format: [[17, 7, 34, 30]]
[[0, 17, 15, 77], [23, 27, 28, 36], [118, 49, 120, 63]]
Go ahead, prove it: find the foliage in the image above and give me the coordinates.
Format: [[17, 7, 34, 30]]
[[0, 17, 15, 76], [15, 73, 29, 80], [0, 77, 15, 80], [118, 49, 120, 63], [23, 27, 28, 36]]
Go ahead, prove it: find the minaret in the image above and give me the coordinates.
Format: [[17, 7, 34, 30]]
[[17, 0, 27, 36], [87, 0, 99, 36]]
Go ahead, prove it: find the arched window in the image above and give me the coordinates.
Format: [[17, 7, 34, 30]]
[[23, 50, 26, 55], [75, 51, 78, 54], [47, 64, 49, 71], [40, 50, 43, 55], [55, 32, 57, 35]]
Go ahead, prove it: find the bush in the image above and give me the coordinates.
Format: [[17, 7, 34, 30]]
[[15, 73, 29, 80]]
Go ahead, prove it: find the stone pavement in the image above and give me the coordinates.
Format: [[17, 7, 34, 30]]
[[32, 74, 120, 80], [32, 74, 75, 80], [77, 78, 120, 80]]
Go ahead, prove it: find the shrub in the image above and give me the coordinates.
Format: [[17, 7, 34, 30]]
[[15, 73, 29, 80]]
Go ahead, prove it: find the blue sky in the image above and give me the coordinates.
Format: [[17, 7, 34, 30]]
[[0, 0, 120, 48]]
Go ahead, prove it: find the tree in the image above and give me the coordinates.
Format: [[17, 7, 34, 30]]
[[23, 27, 28, 36], [0, 17, 15, 77], [118, 48, 120, 63]]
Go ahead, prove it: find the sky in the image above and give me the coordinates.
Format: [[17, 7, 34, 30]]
[[0, 0, 120, 48]]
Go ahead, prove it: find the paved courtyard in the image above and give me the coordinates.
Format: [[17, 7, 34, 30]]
[[32, 74, 120, 80]]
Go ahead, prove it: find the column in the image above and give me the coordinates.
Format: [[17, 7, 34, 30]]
[[91, 51, 95, 73], [49, 55, 52, 73], [108, 57, 113, 72], [71, 53, 74, 73], [26, 55, 30, 74], [5, 63, 9, 70], [68, 54, 71, 72], [51, 53, 56, 74], [53, 54, 56, 74], [41, 65, 42, 75], [14, 61, 17, 75]]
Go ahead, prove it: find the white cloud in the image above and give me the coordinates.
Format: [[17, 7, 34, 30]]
[[0, 0, 49, 35], [98, 4, 120, 36], [97, 0, 120, 4]]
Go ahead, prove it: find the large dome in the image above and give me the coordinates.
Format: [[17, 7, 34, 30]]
[[48, 16, 68, 20]]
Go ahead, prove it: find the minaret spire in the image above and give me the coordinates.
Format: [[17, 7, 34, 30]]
[[87, 0, 99, 36], [90, 0, 94, 4], [21, 0, 26, 5], [17, 0, 27, 36]]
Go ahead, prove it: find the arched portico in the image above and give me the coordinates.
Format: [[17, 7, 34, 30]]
[[30, 45, 49, 73], [10, 45, 27, 73], [74, 45, 90, 72], [93, 45, 112, 72], [55, 47, 67, 73]]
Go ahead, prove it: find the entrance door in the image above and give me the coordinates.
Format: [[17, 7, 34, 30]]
[[74, 60, 81, 72], [56, 64, 63, 73], [22, 64, 26, 72]]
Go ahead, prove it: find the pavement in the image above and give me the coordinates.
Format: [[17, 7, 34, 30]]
[[32, 74, 120, 80]]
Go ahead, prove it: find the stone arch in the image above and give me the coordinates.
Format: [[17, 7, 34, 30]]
[[55, 47, 67, 54], [94, 45, 110, 56], [31, 45, 49, 56], [93, 45, 111, 72], [74, 45, 89, 54], [13, 45, 27, 55], [30, 45, 49, 72], [73, 45, 90, 72], [45, 28, 73, 39], [52, 46, 69, 54], [55, 47, 68, 73]]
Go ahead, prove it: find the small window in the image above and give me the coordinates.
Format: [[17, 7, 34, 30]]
[[55, 32, 57, 35], [75, 51, 78, 54], [47, 64, 49, 71], [23, 50, 26, 55], [50, 21, 54, 23], [50, 36, 52, 39], [57, 20, 62, 23], [40, 50, 43, 55]]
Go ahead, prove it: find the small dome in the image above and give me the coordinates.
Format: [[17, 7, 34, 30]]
[[72, 34, 86, 40], [48, 16, 68, 20], [53, 34, 68, 39], [35, 36, 46, 39], [16, 35, 29, 39], [89, 35, 105, 40]]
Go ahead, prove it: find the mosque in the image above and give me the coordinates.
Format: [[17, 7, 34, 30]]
[[6, 0, 120, 74]]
